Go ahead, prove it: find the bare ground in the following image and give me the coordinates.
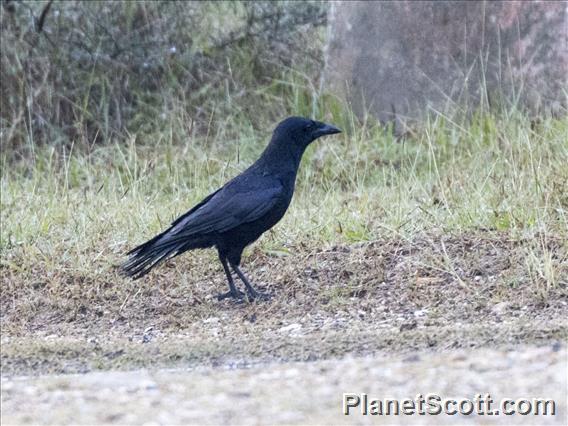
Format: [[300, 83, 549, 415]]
[[2, 345, 566, 425], [2, 230, 566, 374], [1, 231, 567, 424]]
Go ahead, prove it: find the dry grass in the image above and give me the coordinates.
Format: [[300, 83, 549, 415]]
[[1, 229, 567, 375], [1, 96, 567, 375]]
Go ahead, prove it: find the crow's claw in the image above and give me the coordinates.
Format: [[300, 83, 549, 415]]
[[246, 290, 272, 302], [217, 290, 245, 301]]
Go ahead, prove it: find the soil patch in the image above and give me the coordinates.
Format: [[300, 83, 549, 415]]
[[1, 230, 566, 375]]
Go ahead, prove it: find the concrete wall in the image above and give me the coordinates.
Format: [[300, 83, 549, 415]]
[[324, 1, 567, 122]]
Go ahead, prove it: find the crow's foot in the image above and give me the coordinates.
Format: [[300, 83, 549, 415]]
[[245, 289, 272, 302], [217, 289, 245, 301]]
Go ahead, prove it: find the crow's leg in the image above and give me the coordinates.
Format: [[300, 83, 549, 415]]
[[217, 257, 244, 301], [231, 264, 271, 301]]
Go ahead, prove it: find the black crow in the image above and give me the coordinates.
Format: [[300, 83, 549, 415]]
[[121, 117, 341, 300]]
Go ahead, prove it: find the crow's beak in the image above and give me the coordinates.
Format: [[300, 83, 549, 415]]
[[314, 122, 342, 138]]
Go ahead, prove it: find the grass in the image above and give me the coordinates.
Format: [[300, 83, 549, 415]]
[[1, 87, 567, 375], [2, 100, 567, 258]]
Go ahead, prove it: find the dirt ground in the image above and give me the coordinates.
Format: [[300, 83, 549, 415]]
[[1, 231, 567, 424], [2, 345, 566, 425]]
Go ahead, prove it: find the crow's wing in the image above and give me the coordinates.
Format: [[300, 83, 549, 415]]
[[169, 180, 283, 237], [169, 188, 221, 228]]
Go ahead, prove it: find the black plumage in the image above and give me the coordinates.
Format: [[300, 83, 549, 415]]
[[122, 116, 341, 300]]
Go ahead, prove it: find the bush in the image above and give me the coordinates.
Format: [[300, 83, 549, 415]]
[[0, 0, 327, 156]]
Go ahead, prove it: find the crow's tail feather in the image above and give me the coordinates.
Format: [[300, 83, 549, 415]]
[[121, 231, 211, 279]]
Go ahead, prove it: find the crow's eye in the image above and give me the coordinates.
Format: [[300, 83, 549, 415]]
[[305, 121, 316, 131]]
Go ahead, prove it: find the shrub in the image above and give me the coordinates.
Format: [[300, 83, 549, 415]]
[[0, 0, 327, 156]]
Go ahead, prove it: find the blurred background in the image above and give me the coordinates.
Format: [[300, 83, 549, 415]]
[[2, 0, 566, 158], [1, 1, 330, 156]]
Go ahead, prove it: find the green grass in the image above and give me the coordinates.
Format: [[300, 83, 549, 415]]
[[2, 2, 566, 379], [2, 97, 568, 375], [2, 102, 567, 284]]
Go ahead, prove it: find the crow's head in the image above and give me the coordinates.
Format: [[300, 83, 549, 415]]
[[274, 116, 341, 148]]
